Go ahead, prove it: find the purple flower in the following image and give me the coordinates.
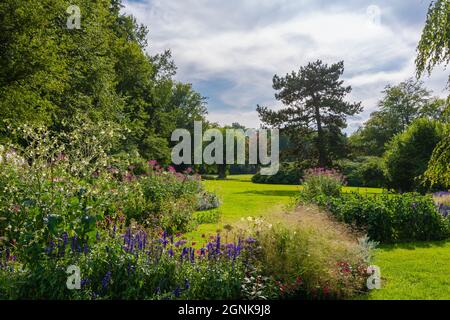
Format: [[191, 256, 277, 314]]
[[45, 241, 55, 255], [71, 235, 78, 253], [102, 271, 112, 290], [81, 278, 90, 288], [180, 247, 189, 262], [174, 240, 187, 248], [62, 232, 68, 246], [173, 287, 181, 298], [246, 237, 256, 244]]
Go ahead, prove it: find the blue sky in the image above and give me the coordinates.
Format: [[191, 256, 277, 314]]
[[123, 0, 448, 133]]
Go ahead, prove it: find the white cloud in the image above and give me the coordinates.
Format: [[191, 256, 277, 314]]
[[122, 0, 446, 131]]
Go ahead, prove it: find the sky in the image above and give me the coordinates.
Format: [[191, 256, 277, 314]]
[[122, 0, 448, 133]]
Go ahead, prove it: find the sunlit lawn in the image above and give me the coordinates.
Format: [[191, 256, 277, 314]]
[[366, 241, 450, 300], [187, 174, 383, 242], [187, 175, 450, 300]]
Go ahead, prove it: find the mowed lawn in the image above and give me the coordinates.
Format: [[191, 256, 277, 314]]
[[187, 175, 300, 241], [187, 175, 450, 300], [367, 241, 450, 300]]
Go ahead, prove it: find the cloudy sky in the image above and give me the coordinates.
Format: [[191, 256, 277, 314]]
[[122, 0, 448, 133]]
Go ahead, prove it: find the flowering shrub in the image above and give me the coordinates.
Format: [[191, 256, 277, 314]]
[[312, 193, 450, 243], [0, 125, 216, 267], [0, 219, 255, 300], [300, 168, 346, 201]]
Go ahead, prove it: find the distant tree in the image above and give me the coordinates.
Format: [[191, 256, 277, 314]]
[[350, 79, 444, 157], [257, 60, 362, 167], [383, 118, 445, 193]]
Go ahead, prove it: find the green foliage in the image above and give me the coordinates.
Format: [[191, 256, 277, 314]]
[[0, 124, 209, 268], [350, 79, 445, 157], [0, 229, 248, 300], [336, 157, 386, 188], [416, 0, 450, 81], [0, 0, 207, 162], [257, 60, 362, 167], [193, 209, 221, 225], [425, 135, 450, 188], [313, 193, 449, 243], [140, 169, 201, 233], [383, 118, 446, 192], [252, 162, 307, 185]]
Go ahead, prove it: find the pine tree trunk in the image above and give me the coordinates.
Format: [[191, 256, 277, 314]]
[[315, 106, 327, 168], [218, 164, 227, 179]]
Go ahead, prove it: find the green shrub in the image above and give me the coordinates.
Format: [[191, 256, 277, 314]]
[[299, 168, 345, 201], [336, 157, 385, 188], [0, 125, 208, 266], [0, 226, 250, 300], [252, 162, 306, 185], [383, 118, 446, 192], [313, 193, 450, 243], [193, 209, 221, 224]]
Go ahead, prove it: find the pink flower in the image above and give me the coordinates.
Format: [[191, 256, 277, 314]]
[[148, 160, 158, 167], [167, 166, 176, 173]]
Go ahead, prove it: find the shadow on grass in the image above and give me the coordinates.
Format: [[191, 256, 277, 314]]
[[378, 239, 450, 252], [235, 190, 299, 197]]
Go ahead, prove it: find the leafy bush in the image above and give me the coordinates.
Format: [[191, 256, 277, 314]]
[[252, 162, 305, 185], [0, 223, 253, 300], [336, 157, 385, 188], [140, 164, 203, 233], [0, 125, 213, 266], [312, 193, 450, 243], [299, 168, 346, 201], [384, 118, 446, 192], [193, 209, 221, 224], [425, 134, 450, 189]]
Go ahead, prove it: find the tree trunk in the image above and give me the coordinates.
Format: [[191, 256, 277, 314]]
[[218, 164, 227, 179], [315, 106, 327, 167]]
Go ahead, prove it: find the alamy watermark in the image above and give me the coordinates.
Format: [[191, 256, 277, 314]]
[[171, 122, 280, 176], [67, 5, 81, 30], [367, 265, 382, 290], [66, 265, 81, 290]]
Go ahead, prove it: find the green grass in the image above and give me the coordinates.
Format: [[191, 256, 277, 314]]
[[188, 175, 384, 242], [366, 241, 450, 300], [187, 175, 300, 241], [188, 175, 450, 300]]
